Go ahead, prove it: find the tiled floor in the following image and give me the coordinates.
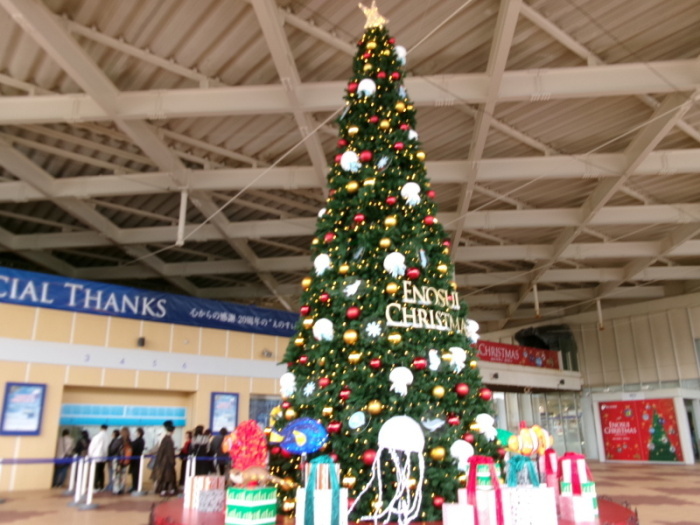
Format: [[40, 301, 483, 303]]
[[0, 462, 697, 525]]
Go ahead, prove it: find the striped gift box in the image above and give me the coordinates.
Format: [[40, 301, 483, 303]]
[[225, 487, 277, 525]]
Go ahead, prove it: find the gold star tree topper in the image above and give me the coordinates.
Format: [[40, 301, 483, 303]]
[[359, 1, 388, 28]]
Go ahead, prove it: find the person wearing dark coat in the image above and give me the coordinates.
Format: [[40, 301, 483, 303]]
[[151, 420, 177, 496], [129, 427, 145, 492]]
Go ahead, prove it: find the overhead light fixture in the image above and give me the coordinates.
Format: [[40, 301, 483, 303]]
[[559, 379, 565, 385], [492, 373, 499, 380]]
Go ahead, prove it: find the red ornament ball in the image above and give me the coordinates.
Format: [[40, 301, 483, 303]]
[[362, 52, 372, 59], [318, 377, 331, 388], [353, 213, 365, 223], [413, 357, 428, 370], [319, 292, 330, 303], [442, 239, 451, 247], [406, 267, 420, 280], [362, 449, 377, 466], [334, 154, 342, 163], [424, 215, 436, 225], [386, 195, 397, 205], [281, 401, 291, 409], [447, 414, 460, 426], [330, 453, 339, 462], [270, 446, 281, 455], [377, 71, 386, 79], [339, 387, 351, 400], [300, 305, 310, 316], [281, 449, 292, 458], [394, 142, 405, 150], [399, 123, 410, 131], [462, 432, 475, 444], [498, 447, 507, 457], [479, 387, 493, 401], [327, 421, 341, 433], [324, 232, 335, 243], [433, 496, 445, 508], [455, 383, 469, 397], [388, 38, 396, 44], [337, 138, 348, 147], [369, 358, 382, 369], [369, 115, 379, 123], [391, 71, 401, 80], [359, 150, 373, 162], [347, 82, 358, 93], [346, 306, 361, 320], [298, 355, 309, 365], [329, 189, 336, 196], [427, 190, 436, 199]]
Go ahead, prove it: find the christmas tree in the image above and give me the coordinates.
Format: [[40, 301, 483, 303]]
[[271, 3, 500, 521], [648, 410, 676, 461]]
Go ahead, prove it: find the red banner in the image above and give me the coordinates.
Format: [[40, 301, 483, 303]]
[[476, 340, 560, 369], [600, 398, 683, 462]]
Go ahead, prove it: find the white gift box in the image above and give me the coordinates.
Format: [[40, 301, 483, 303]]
[[442, 502, 475, 525], [184, 475, 227, 509], [295, 487, 348, 525], [503, 486, 557, 525], [559, 494, 598, 524], [193, 488, 226, 512], [458, 489, 502, 525]]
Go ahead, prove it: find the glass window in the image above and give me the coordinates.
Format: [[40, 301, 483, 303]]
[[249, 395, 280, 429]]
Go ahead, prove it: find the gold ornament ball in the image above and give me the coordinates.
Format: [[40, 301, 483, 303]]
[[302, 317, 314, 329], [346, 181, 360, 193], [381, 49, 391, 56], [348, 125, 359, 136], [348, 351, 362, 364], [379, 119, 391, 130], [311, 238, 319, 245], [384, 215, 397, 227], [458, 474, 467, 485], [368, 399, 383, 415], [416, 151, 426, 161], [430, 446, 446, 461], [470, 360, 478, 369], [301, 277, 312, 289], [284, 408, 297, 420], [363, 177, 376, 186], [407, 104, 414, 111], [322, 406, 334, 417], [344, 329, 358, 345], [339, 263, 350, 275], [294, 337, 304, 347], [372, 499, 383, 513], [379, 237, 392, 248], [443, 247, 450, 255], [386, 282, 399, 294], [363, 63, 373, 72], [366, 41, 377, 50], [342, 475, 357, 488], [282, 500, 296, 512], [433, 385, 446, 399], [408, 478, 418, 489], [437, 263, 448, 274], [281, 478, 295, 492], [395, 101, 406, 112], [388, 332, 402, 344]]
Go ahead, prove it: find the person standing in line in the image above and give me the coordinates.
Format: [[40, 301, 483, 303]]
[[191, 425, 210, 475], [210, 427, 229, 476], [113, 427, 132, 494], [52, 429, 75, 488], [88, 424, 109, 491], [178, 430, 192, 487], [130, 427, 145, 493], [74, 429, 90, 457], [151, 420, 177, 497], [105, 429, 121, 492]]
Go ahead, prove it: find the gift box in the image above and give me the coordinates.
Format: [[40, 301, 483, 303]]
[[503, 486, 557, 525], [443, 502, 475, 525], [296, 487, 348, 525], [460, 456, 505, 525], [193, 488, 225, 513], [506, 455, 539, 487], [560, 482, 598, 524], [225, 487, 277, 525], [558, 453, 593, 496], [540, 449, 559, 497], [184, 475, 227, 509]]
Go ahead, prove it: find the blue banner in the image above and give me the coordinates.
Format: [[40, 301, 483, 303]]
[[0, 267, 298, 337]]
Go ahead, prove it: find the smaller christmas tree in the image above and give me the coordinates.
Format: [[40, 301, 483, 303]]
[[648, 411, 676, 461]]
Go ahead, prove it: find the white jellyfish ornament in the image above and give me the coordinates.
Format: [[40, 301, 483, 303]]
[[473, 413, 498, 441], [348, 415, 425, 525], [448, 346, 467, 373], [394, 45, 407, 65], [400, 182, 421, 206], [279, 372, 296, 398], [383, 251, 406, 278], [357, 78, 377, 97], [467, 319, 480, 342], [314, 253, 332, 276], [312, 318, 334, 341], [450, 439, 475, 472], [389, 366, 414, 397], [340, 150, 361, 172]]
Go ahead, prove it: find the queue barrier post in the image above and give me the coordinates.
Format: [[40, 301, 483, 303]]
[[68, 457, 86, 507], [78, 457, 98, 510], [0, 458, 6, 504], [62, 454, 77, 497], [131, 454, 147, 497]]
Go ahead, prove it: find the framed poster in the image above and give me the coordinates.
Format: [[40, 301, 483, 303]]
[[210, 392, 239, 433], [0, 382, 47, 436]]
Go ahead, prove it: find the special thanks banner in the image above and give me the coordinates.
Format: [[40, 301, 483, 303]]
[[0, 266, 298, 337]]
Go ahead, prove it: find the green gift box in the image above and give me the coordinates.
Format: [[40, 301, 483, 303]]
[[225, 487, 277, 525]]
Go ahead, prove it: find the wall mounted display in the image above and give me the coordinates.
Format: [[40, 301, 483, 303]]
[[477, 340, 560, 369], [599, 398, 683, 462], [210, 392, 239, 433], [0, 382, 47, 436]]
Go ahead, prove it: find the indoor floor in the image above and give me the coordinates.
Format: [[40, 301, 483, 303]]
[[0, 462, 697, 525]]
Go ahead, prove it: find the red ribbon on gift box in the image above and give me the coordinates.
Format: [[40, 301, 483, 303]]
[[544, 448, 558, 476], [466, 456, 504, 525], [557, 452, 593, 496]]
